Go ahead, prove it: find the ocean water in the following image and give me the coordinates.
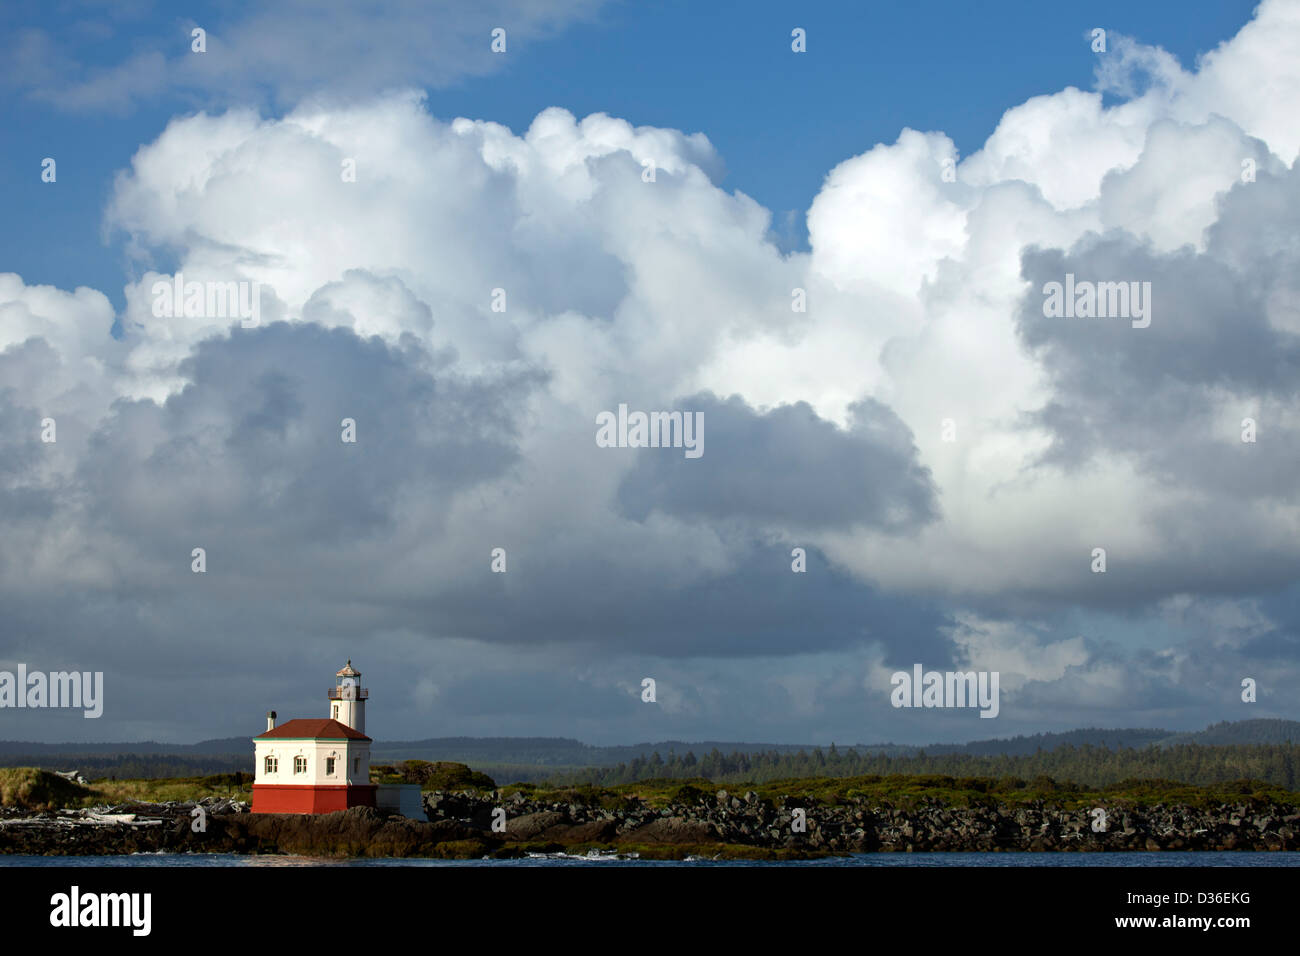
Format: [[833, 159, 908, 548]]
[[3, 851, 1297, 867]]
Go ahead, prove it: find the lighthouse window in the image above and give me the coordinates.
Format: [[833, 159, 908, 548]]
[[294, 756, 307, 774], [332, 704, 339, 719], [264, 755, 278, 774], [353, 757, 360, 773], [326, 757, 336, 776]]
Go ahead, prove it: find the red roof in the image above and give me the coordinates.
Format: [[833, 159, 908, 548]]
[[255, 718, 370, 741]]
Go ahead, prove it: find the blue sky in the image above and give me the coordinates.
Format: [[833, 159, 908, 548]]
[[2, 0, 1298, 745]]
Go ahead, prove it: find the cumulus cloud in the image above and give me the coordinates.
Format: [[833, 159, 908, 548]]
[[4, 0, 1300, 742]]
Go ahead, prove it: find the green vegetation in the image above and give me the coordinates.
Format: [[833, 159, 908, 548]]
[[505, 773, 1300, 813], [4, 761, 1297, 822], [547, 741, 1300, 789], [0, 768, 92, 809], [0, 767, 254, 810], [86, 772, 253, 806], [369, 760, 495, 791]]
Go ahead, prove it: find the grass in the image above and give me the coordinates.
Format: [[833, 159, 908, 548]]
[[0, 768, 93, 810], [84, 772, 253, 806]]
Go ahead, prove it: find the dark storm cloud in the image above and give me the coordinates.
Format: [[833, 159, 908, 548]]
[[614, 392, 939, 532], [1002, 165, 1300, 611], [1018, 239, 1300, 470], [431, 540, 956, 664], [1016, 162, 1300, 494], [79, 321, 538, 570], [0, 320, 544, 738], [0, 318, 957, 741]]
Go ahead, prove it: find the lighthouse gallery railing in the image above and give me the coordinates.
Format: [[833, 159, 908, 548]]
[[327, 687, 369, 700]]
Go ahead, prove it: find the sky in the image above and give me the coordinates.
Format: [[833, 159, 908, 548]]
[[1, 0, 1298, 746]]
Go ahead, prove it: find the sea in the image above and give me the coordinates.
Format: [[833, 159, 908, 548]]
[[3, 851, 1297, 867]]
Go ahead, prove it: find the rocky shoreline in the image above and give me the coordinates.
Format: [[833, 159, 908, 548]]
[[3, 788, 1300, 858]]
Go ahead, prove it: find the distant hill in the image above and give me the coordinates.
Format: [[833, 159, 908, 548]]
[[369, 737, 824, 767], [921, 728, 1173, 756], [4, 720, 1299, 781], [866, 721, 1300, 757], [0, 737, 251, 756], [1162, 719, 1300, 747]]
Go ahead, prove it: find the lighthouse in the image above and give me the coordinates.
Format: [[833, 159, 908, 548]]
[[251, 661, 378, 814], [329, 660, 365, 733]]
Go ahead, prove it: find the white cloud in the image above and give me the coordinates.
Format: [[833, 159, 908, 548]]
[[5, 0, 1300, 738], [8, 0, 608, 113]]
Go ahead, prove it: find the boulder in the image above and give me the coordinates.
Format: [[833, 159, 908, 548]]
[[619, 816, 717, 845], [541, 819, 619, 843], [504, 811, 567, 840]]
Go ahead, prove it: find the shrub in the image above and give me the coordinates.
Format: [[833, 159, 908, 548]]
[[0, 767, 92, 809], [401, 761, 495, 791]]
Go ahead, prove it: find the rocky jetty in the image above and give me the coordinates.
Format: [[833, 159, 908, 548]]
[[3, 790, 1298, 858], [425, 789, 1300, 855]]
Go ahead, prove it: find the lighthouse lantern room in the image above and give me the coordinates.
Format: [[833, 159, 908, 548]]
[[251, 661, 377, 814]]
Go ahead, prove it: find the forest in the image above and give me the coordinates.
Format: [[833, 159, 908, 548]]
[[547, 741, 1300, 789]]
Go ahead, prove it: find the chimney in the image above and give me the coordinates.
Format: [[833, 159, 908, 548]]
[[266, 710, 276, 732]]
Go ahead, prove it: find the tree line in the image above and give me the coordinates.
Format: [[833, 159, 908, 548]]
[[548, 741, 1300, 789]]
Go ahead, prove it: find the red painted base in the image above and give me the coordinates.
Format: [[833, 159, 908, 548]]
[[252, 784, 377, 814]]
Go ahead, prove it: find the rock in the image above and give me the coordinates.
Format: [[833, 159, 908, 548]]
[[542, 820, 618, 843], [4, 784, 1298, 858], [504, 811, 567, 841], [619, 816, 717, 845]]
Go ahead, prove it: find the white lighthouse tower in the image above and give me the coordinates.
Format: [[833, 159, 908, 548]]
[[329, 660, 366, 733]]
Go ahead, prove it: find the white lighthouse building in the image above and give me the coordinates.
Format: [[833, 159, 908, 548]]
[[251, 661, 377, 814]]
